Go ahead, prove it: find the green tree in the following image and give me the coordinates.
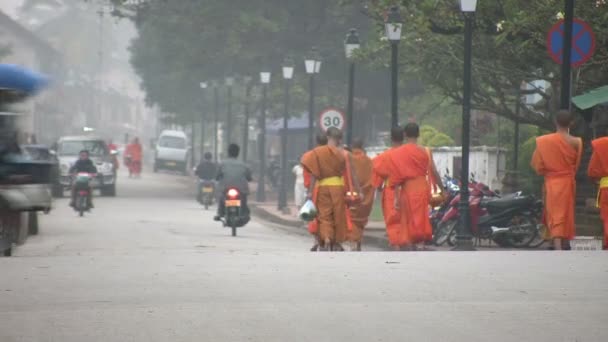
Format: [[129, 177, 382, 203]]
[[363, 0, 608, 129], [419, 125, 455, 147]]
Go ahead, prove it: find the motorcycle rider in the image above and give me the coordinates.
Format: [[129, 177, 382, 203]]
[[195, 152, 217, 202], [214, 143, 252, 223], [69, 150, 98, 208]]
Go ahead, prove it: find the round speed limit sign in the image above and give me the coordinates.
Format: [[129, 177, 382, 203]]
[[319, 108, 345, 132]]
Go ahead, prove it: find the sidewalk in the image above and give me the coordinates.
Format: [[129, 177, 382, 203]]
[[249, 190, 390, 250]]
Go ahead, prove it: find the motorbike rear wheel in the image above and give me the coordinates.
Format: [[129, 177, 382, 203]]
[[78, 196, 86, 217], [504, 216, 538, 248]]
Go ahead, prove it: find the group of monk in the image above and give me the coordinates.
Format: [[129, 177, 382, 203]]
[[299, 123, 444, 251], [532, 109, 608, 250]]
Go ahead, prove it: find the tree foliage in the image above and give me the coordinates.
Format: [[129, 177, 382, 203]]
[[419, 125, 455, 147], [363, 0, 608, 129]]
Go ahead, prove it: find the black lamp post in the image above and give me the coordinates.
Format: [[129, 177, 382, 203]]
[[345, 28, 360, 147], [243, 76, 253, 162], [199, 81, 208, 160], [560, 0, 574, 110], [225, 76, 234, 148], [278, 58, 294, 211], [454, 0, 477, 251], [385, 6, 402, 128], [213, 81, 219, 162], [256, 70, 271, 202], [305, 47, 322, 149]]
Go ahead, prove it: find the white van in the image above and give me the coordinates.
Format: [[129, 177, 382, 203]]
[[154, 130, 190, 174]]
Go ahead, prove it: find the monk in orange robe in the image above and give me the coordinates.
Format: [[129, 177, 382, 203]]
[[301, 127, 348, 251], [373, 127, 406, 249], [125, 137, 143, 178], [347, 138, 374, 251], [387, 123, 444, 250], [303, 134, 327, 251], [588, 133, 608, 249], [531, 110, 582, 250]]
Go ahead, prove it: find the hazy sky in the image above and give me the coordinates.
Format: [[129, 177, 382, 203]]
[[0, 0, 23, 18]]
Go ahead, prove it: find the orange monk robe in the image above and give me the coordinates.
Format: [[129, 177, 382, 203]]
[[387, 143, 433, 244], [347, 148, 374, 243], [531, 133, 582, 241], [301, 151, 318, 235], [126, 143, 143, 162], [301, 145, 348, 243], [588, 137, 608, 248], [372, 148, 408, 246]]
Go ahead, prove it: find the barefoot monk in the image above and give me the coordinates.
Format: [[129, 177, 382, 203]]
[[347, 138, 374, 251], [588, 131, 608, 249], [531, 110, 583, 250]]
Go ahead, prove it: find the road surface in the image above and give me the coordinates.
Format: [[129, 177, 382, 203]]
[[1, 171, 607, 342]]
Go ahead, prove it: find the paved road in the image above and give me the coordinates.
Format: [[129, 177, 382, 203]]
[[1, 171, 607, 342]]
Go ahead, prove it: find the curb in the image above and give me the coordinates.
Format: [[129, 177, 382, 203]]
[[250, 204, 390, 251]]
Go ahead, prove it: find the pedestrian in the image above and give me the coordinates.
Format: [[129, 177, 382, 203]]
[[372, 126, 406, 250], [587, 130, 608, 249], [302, 134, 328, 251], [292, 161, 306, 208], [125, 137, 143, 178], [301, 128, 352, 251], [384, 123, 443, 251], [531, 110, 582, 250], [347, 138, 374, 251]]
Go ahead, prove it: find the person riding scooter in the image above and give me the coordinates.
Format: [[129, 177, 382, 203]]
[[69, 150, 97, 208], [195, 152, 217, 202], [214, 144, 252, 223]]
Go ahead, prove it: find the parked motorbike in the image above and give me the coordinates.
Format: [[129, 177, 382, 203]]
[[73, 172, 94, 217], [438, 181, 543, 248], [197, 179, 215, 210], [219, 188, 249, 236], [431, 174, 460, 246]]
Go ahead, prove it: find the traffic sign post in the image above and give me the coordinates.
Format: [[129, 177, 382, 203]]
[[547, 18, 595, 68], [318, 108, 346, 132]]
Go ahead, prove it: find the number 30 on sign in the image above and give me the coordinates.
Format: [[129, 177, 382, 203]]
[[319, 108, 345, 132]]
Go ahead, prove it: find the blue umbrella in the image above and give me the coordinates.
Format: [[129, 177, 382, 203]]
[[0, 64, 49, 95]]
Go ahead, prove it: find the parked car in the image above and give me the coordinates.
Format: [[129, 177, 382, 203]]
[[22, 144, 60, 198], [54, 136, 117, 197], [154, 130, 190, 175]]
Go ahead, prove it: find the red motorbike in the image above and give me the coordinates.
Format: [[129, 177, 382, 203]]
[[436, 180, 543, 248]]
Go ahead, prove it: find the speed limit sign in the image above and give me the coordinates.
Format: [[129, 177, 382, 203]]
[[319, 108, 345, 132]]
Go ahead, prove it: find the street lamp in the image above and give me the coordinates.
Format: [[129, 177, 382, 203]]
[[225, 76, 234, 149], [199, 81, 208, 162], [256, 70, 271, 202], [242, 76, 253, 162], [278, 58, 294, 211], [305, 47, 322, 149], [385, 6, 402, 128], [454, 0, 477, 251], [212, 80, 220, 162], [345, 28, 360, 147]]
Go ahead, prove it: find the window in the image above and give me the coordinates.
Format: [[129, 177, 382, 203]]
[[159, 136, 186, 149], [58, 140, 107, 156]]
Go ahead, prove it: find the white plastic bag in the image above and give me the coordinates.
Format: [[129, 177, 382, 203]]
[[299, 199, 318, 222]]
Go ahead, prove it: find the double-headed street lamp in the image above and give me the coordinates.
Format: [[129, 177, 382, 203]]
[[242, 76, 253, 162], [212, 80, 220, 162], [305, 47, 322, 149], [345, 28, 360, 147], [225, 76, 234, 148], [385, 6, 402, 128], [454, 0, 477, 251], [256, 70, 271, 202], [278, 58, 294, 211], [199, 81, 208, 161]]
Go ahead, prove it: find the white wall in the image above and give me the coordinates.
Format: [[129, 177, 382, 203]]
[[432, 146, 507, 190]]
